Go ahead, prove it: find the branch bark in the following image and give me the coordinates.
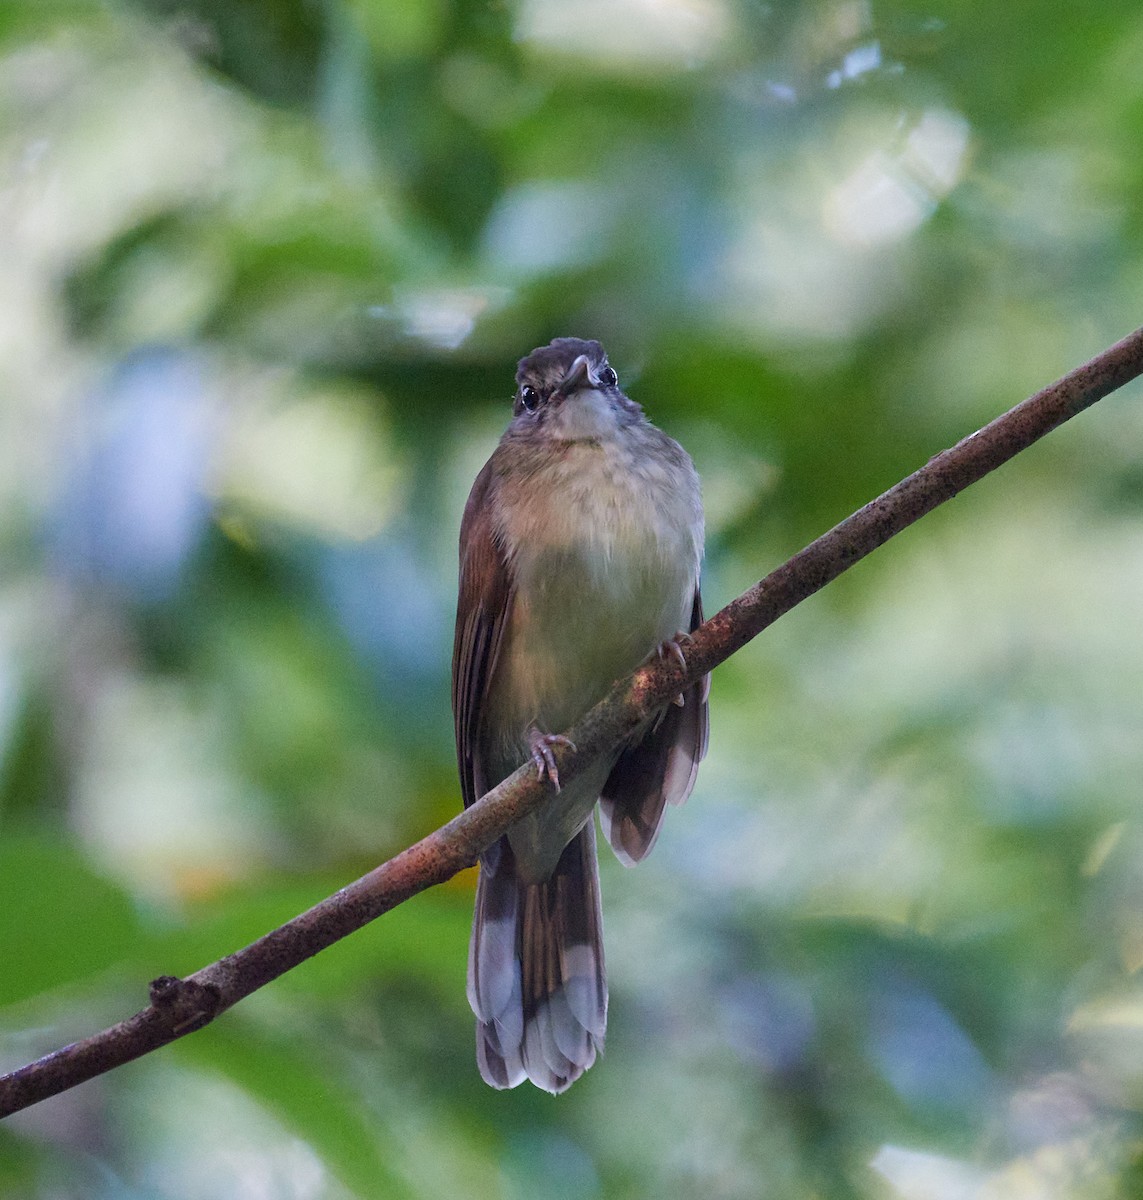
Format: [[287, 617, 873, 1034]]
[[4, 326, 1143, 1118]]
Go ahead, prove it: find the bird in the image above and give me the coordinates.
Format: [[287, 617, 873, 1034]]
[[452, 336, 708, 1092]]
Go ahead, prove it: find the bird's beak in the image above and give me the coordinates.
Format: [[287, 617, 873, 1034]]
[[555, 354, 598, 398]]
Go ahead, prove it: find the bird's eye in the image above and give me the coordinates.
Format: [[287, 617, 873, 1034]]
[[519, 385, 540, 412], [599, 365, 618, 388]]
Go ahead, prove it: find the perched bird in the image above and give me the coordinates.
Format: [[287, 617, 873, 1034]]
[[452, 337, 708, 1092]]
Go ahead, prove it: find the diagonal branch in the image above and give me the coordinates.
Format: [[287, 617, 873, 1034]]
[[3, 325, 1143, 1118]]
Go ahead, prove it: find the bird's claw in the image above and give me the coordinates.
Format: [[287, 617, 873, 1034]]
[[528, 729, 576, 791], [654, 633, 694, 706], [656, 631, 693, 671]]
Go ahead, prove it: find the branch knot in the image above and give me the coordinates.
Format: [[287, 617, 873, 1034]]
[[148, 975, 222, 1035]]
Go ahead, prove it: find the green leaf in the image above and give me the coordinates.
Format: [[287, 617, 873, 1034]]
[[174, 1022, 415, 1200], [0, 837, 140, 1007]]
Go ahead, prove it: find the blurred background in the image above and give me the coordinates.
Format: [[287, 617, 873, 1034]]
[[2, 0, 1143, 1196]]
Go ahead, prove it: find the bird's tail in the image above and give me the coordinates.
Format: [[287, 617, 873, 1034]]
[[467, 822, 607, 1093]]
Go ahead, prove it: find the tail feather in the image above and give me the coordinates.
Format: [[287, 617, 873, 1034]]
[[599, 669, 708, 866], [468, 824, 606, 1093]]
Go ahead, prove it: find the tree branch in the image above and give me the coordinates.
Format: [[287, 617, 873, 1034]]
[[4, 325, 1142, 1118]]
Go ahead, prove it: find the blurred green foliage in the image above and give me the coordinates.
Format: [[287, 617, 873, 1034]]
[[2, 0, 1143, 1196]]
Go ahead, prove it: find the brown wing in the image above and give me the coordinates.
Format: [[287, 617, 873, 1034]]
[[452, 458, 514, 810], [598, 587, 709, 866]]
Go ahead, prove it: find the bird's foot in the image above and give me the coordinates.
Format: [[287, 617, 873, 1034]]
[[655, 632, 693, 706], [527, 728, 576, 791]]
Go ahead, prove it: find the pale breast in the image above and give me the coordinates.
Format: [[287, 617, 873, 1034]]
[[488, 431, 701, 749]]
